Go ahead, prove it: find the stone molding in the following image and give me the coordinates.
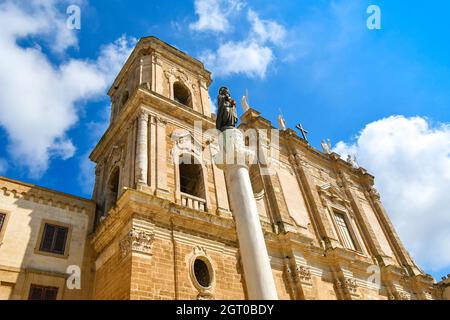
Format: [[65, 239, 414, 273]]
[[0, 177, 94, 214]]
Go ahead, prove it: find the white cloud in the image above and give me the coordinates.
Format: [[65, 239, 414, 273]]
[[334, 116, 450, 272], [0, 0, 79, 54], [247, 9, 286, 46], [201, 40, 273, 78], [199, 8, 286, 78], [0, 1, 135, 178], [190, 0, 244, 33]]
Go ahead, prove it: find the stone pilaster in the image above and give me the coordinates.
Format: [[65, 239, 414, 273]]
[[135, 110, 149, 188], [152, 52, 164, 95], [291, 152, 339, 249], [331, 157, 387, 264], [363, 179, 422, 275], [138, 55, 152, 90], [155, 116, 170, 199], [199, 78, 211, 117], [148, 115, 157, 192]]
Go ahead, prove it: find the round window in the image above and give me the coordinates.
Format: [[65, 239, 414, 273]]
[[193, 258, 212, 288]]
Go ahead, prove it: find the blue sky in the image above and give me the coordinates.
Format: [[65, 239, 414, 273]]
[[0, 0, 449, 281]]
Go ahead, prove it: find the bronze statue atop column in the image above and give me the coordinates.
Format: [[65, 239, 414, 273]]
[[216, 87, 238, 131]]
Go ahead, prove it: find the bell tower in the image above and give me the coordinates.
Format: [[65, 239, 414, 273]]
[[91, 36, 217, 223], [89, 37, 242, 300]]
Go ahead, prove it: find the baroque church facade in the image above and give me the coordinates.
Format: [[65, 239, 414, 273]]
[[0, 36, 448, 300]]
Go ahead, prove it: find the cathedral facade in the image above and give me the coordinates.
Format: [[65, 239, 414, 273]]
[[0, 36, 447, 300]]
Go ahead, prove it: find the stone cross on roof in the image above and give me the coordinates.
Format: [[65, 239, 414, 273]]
[[296, 124, 309, 142]]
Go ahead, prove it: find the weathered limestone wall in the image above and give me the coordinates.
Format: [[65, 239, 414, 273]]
[[93, 250, 132, 300], [0, 178, 95, 300], [92, 212, 246, 300]]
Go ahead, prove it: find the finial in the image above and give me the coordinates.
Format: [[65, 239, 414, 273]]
[[278, 108, 287, 131], [321, 139, 332, 154]]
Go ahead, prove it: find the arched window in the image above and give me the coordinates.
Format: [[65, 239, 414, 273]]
[[173, 81, 192, 108], [179, 155, 205, 199], [104, 167, 120, 215]]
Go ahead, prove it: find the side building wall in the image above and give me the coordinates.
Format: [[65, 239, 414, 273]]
[[0, 177, 95, 300]]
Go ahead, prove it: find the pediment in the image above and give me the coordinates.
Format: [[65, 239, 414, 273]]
[[171, 129, 203, 159], [317, 183, 349, 205]]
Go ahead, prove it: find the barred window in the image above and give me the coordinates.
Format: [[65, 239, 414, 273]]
[[0, 213, 5, 233], [39, 223, 69, 255], [334, 212, 357, 251], [28, 285, 58, 300]]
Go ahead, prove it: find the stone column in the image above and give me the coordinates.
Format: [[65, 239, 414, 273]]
[[136, 110, 149, 187], [215, 128, 278, 300]]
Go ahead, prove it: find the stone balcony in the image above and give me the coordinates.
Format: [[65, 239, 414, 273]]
[[180, 192, 207, 212]]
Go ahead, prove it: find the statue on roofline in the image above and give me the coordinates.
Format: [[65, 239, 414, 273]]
[[216, 87, 238, 132]]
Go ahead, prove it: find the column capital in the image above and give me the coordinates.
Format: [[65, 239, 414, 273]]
[[138, 110, 149, 122], [213, 128, 256, 171]]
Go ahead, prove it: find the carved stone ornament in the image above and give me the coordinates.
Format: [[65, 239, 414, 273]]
[[317, 183, 350, 207], [337, 278, 358, 294], [171, 129, 203, 161], [107, 145, 124, 169], [297, 266, 312, 283], [119, 228, 155, 258], [197, 291, 214, 300], [397, 291, 411, 300], [368, 185, 381, 200], [193, 245, 207, 256], [164, 67, 176, 81]]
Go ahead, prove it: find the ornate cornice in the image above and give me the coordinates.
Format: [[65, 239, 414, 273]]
[[0, 177, 95, 215]]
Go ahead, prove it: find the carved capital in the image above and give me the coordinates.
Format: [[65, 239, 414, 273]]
[[336, 277, 358, 295], [213, 128, 256, 170], [164, 68, 176, 81], [152, 53, 163, 66], [119, 228, 155, 258], [138, 110, 149, 123], [199, 78, 208, 90]]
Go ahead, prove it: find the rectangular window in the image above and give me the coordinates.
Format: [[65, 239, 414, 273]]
[[334, 212, 357, 251], [28, 285, 58, 300], [39, 223, 69, 255], [0, 213, 5, 233]]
